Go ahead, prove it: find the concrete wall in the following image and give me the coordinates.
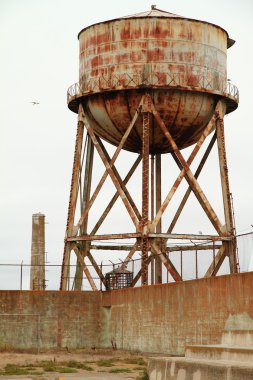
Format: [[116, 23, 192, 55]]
[[0, 272, 252, 353], [104, 272, 253, 354], [0, 291, 101, 350]]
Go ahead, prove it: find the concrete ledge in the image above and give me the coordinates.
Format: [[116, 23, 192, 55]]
[[222, 330, 253, 347], [185, 344, 253, 362], [148, 357, 253, 380]]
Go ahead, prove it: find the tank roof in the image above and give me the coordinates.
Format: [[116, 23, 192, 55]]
[[122, 6, 182, 19], [78, 5, 235, 48]]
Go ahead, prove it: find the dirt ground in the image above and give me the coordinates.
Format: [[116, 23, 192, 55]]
[[0, 348, 150, 379]]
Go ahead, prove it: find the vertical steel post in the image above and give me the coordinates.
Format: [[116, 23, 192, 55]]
[[151, 155, 155, 285], [155, 154, 162, 283], [195, 250, 198, 279], [100, 262, 103, 291], [60, 106, 84, 290], [20, 261, 23, 290], [212, 241, 215, 275], [180, 250, 183, 279], [216, 116, 238, 273], [141, 110, 150, 285], [74, 135, 94, 290]]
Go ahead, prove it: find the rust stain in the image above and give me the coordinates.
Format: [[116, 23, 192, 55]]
[[69, 14, 238, 154]]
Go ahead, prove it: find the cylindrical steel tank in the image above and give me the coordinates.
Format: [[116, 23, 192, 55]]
[[67, 7, 238, 154]]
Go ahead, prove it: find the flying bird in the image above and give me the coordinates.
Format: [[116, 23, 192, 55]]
[[30, 101, 40, 105]]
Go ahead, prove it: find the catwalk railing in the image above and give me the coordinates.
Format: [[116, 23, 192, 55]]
[[67, 76, 239, 104], [0, 232, 252, 290]]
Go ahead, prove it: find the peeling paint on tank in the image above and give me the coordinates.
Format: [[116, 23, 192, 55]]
[[70, 11, 238, 153]]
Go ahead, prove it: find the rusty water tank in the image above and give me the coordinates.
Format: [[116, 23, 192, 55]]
[[67, 6, 238, 154]]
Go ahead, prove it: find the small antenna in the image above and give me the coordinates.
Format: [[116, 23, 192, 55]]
[[151, 5, 157, 10]]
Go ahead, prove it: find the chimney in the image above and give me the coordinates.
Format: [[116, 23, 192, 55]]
[[30, 213, 46, 290]]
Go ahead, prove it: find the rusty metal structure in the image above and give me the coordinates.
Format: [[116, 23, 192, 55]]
[[60, 6, 239, 290], [30, 213, 46, 290], [105, 267, 133, 290]]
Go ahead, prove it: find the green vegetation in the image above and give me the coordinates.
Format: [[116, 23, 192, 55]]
[[124, 357, 147, 366], [0, 354, 148, 377], [38, 360, 58, 372], [64, 360, 81, 368], [81, 364, 94, 371], [58, 367, 77, 373], [28, 370, 44, 375], [4, 364, 30, 375], [109, 367, 131, 373], [136, 368, 149, 380], [63, 360, 94, 371], [97, 358, 116, 367]]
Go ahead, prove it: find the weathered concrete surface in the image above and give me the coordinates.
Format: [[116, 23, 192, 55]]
[[148, 324, 253, 378], [149, 357, 253, 380], [30, 213, 45, 290], [0, 291, 101, 350], [0, 272, 252, 352], [185, 344, 253, 362], [106, 272, 253, 354], [222, 330, 253, 346]]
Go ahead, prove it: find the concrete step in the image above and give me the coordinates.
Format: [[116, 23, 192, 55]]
[[185, 344, 253, 362], [222, 329, 253, 347], [149, 356, 253, 380]]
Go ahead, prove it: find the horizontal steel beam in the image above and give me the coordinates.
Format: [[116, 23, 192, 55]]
[[149, 233, 232, 241], [90, 244, 222, 252], [166, 244, 222, 252], [67, 233, 231, 242], [67, 233, 141, 242]]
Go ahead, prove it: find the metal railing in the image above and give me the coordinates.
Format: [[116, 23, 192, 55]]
[[1, 232, 251, 290], [67, 72, 239, 104]]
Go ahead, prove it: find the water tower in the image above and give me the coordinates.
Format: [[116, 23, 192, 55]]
[[60, 6, 239, 290]]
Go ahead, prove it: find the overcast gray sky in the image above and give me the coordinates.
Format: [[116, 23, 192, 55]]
[[0, 0, 253, 289]]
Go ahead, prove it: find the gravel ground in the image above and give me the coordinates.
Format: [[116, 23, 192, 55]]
[[0, 349, 149, 380]]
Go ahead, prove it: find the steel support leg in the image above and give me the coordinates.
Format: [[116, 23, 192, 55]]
[[151, 155, 155, 285], [60, 105, 84, 290], [216, 117, 238, 273], [141, 111, 150, 285], [155, 154, 162, 283], [74, 135, 94, 290]]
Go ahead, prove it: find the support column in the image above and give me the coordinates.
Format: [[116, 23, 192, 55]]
[[155, 154, 162, 283], [150, 155, 155, 285], [141, 111, 150, 285], [74, 135, 94, 290], [216, 116, 238, 273], [60, 106, 84, 290]]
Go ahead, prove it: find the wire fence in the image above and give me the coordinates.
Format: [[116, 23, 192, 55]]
[[0, 233, 252, 291]]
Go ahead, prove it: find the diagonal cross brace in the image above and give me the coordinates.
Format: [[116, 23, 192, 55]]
[[151, 99, 225, 235], [119, 241, 139, 272], [167, 132, 217, 234], [90, 155, 142, 235], [150, 241, 182, 282], [71, 243, 98, 291], [204, 245, 226, 277], [75, 101, 143, 231], [83, 122, 139, 227], [96, 137, 141, 221], [86, 250, 107, 288]]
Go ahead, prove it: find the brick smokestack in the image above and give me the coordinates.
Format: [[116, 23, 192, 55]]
[[30, 213, 45, 290]]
